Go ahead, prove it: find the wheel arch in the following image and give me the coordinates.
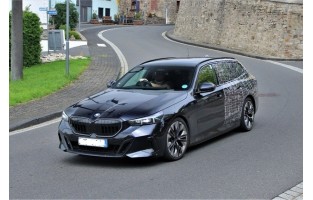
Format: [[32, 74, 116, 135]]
[[175, 115, 192, 144], [245, 94, 256, 113]]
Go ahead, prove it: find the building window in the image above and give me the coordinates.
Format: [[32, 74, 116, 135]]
[[176, 1, 180, 13]]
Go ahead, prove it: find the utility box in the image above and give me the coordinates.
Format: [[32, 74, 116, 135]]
[[48, 30, 65, 52]]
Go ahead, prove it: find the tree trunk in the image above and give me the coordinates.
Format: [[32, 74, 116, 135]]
[[11, 0, 23, 80]]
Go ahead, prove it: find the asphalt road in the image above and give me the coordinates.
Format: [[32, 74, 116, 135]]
[[9, 25, 303, 199]]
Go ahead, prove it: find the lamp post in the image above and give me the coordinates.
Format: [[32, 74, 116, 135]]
[[78, 0, 81, 31], [165, 1, 168, 24], [66, 0, 69, 76]]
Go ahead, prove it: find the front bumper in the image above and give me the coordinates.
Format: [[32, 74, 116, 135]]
[[58, 119, 165, 158]]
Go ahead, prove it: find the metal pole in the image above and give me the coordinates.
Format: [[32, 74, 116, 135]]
[[48, 0, 51, 28], [78, 0, 81, 31], [165, 6, 168, 24], [46, 11, 49, 30], [47, 11, 49, 54], [66, 0, 70, 76]]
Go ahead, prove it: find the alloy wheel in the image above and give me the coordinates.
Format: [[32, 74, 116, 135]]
[[243, 100, 255, 130], [166, 120, 188, 159]]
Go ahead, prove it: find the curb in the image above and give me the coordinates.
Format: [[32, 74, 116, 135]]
[[165, 30, 303, 61], [9, 112, 62, 132], [76, 31, 87, 41]]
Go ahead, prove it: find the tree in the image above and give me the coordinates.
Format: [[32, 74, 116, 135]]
[[11, 0, 23, 80], [53, 2, 79, 30]]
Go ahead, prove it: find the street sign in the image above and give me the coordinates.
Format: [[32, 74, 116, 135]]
[[39, 7, 48, 11], [47, 10, 58, 15]]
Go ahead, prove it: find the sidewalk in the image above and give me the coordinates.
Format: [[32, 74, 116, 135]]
[[9, 33, 121, 131], [273, 182, 303, 200]]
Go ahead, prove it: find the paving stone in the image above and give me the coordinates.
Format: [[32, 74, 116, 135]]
[[290, 186, 303, 194], [272, 197, 287, 200], [294, 194, 303, 200], [284, 190, 301, 197], [278, 193, 295, 200], [296, 182, 303, 189]]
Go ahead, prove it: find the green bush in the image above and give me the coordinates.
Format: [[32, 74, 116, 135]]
[[70, 31, 81, 40], [54, 2, 78, 29], [9, 9, 43, 68], [59, 24, 67, 31], [134, 12, 142, 20], [58, 25, 81, 40], [92, 12, 98, 19]]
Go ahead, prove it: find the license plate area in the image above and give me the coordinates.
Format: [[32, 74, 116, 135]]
[[78, 137, 108, 148]]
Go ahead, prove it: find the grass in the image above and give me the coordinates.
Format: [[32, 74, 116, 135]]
[[9, 58, 91, 107]]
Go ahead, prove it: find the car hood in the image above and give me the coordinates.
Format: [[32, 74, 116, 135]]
[[66, 89, 188, 120]]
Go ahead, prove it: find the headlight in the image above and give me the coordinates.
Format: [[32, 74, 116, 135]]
[[128, 111, 163, 126], [62, 111, 69, 122]]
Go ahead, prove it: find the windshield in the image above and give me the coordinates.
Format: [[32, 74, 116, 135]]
[[113, 66, 195, 90]]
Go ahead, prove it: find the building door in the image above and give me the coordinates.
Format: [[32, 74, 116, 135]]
[[81, 6, 88, 22], [105, 8, 110, 16], [98, 7, 103, 18]]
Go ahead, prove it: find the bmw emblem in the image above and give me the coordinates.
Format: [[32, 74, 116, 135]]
[[94, 113, 101, 118]]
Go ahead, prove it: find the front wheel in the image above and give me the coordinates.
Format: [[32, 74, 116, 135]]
[[163, 118, 189, 161], [240, 97, 255, 131]]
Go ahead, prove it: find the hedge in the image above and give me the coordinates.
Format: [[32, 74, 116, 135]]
[[9, 8, 43, 68]]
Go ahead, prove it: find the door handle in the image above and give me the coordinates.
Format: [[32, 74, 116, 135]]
[[217, 93, 222, 98]]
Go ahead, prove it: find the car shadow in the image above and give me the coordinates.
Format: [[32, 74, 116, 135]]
[[62, 154, 164, 168]]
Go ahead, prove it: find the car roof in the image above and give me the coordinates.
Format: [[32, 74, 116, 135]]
[[139, 57, 236, 68]]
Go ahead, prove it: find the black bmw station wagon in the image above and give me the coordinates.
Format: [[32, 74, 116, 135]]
[[58, 57, 258, 161]]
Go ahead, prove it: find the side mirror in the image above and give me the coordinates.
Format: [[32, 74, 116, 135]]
[[107, 80, 116, 88], [198, 82, 216, 93]]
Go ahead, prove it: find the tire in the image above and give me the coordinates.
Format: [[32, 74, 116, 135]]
[[163, 118, 189, 161], [240, 97, 255, 131]]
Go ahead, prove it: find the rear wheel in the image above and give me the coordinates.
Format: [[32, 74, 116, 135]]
[[164, 118, 189, 161], [240, 97, 255, 131]]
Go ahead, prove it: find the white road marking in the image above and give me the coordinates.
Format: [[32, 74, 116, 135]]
[[98, 29, 129, 77], [9, 118, 61, 136], [162, 31, 196, 47], [265, 60, 303, 74], [162, 31, 303, 74], [97, 43, 106, 47]]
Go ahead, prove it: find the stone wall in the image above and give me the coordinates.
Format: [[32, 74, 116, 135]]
[[173, 0, 303, 59]]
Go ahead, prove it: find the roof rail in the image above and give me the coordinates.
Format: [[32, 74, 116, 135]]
[[139, 57, 236, 66], [209, 57, 235, 61], [196, 57, 236, 66], [139, 57, 177, 65]]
